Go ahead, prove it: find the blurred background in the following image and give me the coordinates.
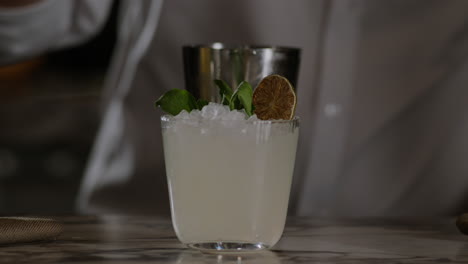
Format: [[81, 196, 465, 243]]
[[0, 1, 119, 215]]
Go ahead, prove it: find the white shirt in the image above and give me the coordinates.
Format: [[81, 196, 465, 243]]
[[2, 0, 468, 217]]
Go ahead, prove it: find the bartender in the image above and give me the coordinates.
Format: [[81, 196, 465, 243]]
[[2, 0, 468, 217]]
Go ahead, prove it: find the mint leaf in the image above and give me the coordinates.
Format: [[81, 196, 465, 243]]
[[229, 82, 252, 114], [229, 93, 241, 111], [155, 89, 198, 115], [197, 98, 209, 110], [156, 79, 254, 117], [214, 79, 233, 106], [235, 81, 254, 116]]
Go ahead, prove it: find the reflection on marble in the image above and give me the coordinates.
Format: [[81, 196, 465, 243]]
[[0, 216, 468, 263], [175, 251, 281, 264]]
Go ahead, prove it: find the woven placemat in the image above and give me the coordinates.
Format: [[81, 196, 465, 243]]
[[0, 217, 63, 244]]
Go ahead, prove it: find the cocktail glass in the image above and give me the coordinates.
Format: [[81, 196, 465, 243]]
[[161, 115, 299, 253]]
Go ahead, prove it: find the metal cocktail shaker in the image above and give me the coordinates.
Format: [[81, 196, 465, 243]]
[[183, 43, 301, 102]]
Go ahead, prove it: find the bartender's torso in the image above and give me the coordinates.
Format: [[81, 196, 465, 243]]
[[79, 0, 468, 217]]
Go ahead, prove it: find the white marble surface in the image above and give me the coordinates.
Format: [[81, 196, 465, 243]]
[[0, 216, 467, 263]]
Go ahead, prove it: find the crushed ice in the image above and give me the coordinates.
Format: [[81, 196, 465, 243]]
[[174, 102, 258, 121], [165, 103, 294, 137]]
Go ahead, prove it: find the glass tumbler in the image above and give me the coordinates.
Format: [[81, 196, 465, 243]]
[[161, 116, 300, 253]]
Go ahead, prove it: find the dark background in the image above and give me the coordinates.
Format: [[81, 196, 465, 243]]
[[0, 1, 119, 215]]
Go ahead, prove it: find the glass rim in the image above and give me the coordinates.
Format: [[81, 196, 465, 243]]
[[161, 115, 300, 124], [183, 42, 301, 53]]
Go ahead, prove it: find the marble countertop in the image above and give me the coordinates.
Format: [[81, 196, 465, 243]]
[[1, 216, 468, 263]]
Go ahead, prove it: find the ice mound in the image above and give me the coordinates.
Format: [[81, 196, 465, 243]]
[[165, 103, 295, 137], [174, 102, 249, 121], [201, 103, 230, 119]]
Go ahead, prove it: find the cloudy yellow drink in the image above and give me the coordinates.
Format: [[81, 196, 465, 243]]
[[162, 111, 299, 251]]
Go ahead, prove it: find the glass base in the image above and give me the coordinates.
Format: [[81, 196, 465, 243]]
[[188, 242, 268, 253]]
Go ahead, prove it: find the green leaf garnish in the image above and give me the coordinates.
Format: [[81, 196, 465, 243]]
[[156, 80, 254, 117], [155, 89, 198, 115], [234, 81, 253, 116], [229, 92, 241, 111], [214, 79, 233, 106]]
